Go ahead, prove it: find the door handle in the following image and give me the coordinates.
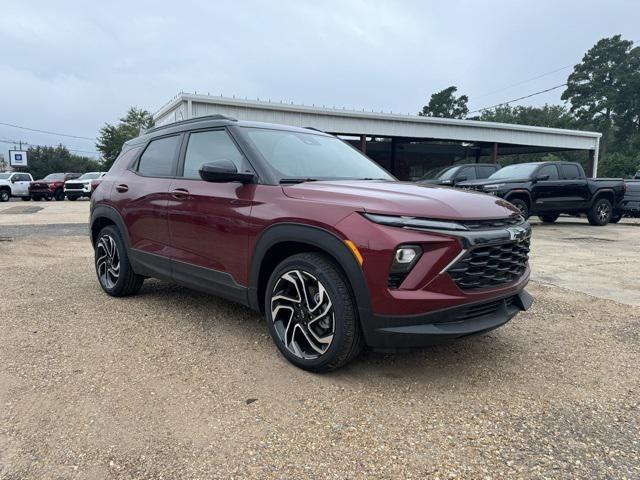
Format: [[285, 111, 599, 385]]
[[170, 188, 189, 200], [115, 184, 128, 193]]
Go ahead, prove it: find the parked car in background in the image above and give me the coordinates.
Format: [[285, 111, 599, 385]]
[[613, 180, 640, 222], [417, 163, 500, 186], [90, 115, 533, 372], [634, 170, 640, 179], [458, 161, 625, 226], [29, 173, 81, 201], [64, 172, 107, 200], [0, 172, 34, 201]]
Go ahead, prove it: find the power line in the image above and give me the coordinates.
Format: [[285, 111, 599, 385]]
[[0, 138, 100, 156], [0, 121, 95, 141], [468, 83, 568, 114], [474, 64, 573, 100]]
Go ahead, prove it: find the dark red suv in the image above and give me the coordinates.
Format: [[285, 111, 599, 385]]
[[90, 115, 533, 371]]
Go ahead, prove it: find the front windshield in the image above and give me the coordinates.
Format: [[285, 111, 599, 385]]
[[0, 173, 10, 180], [421, 166, 457, 180], [78, 172, 101, 180], [489, 164, 539, 180], [44, 173, 65, 181], [243, 128, 394, 181]]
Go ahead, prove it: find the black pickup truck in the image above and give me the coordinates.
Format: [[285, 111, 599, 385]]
[[458, 161, 625, 226]]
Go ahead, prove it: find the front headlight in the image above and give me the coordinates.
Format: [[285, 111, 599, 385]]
[[363, 213, 468, 231], [483, 184, 505, 191]]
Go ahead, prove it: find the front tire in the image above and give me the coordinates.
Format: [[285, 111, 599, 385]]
[[54, 189, 65, 201], [0, 190, 9, 202], [587, 198, 612, 226], [509, 198, 529, 219], [265, 252, 363, 372], [95, 225, 144, 297], [538, 213, 559, 223]]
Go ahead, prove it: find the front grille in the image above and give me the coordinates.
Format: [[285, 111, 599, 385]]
[[448, 238, 530, 290], [65, 183, 83, 189], [462, 216, 523, 230], [453, 295, 516, 322]]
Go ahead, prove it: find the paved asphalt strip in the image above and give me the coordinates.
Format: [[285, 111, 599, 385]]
[[0, 223, 88, 240]]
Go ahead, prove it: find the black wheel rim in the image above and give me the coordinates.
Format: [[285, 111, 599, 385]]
[[0, 191, 8, 201], [96, 234, 120, 289], [270, 270, 335, 359]]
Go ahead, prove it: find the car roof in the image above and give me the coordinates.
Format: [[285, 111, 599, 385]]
[[126, 115, 332, 147]]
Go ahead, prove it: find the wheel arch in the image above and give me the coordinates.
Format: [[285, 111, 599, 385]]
[[504, 190, 532, 208], [90, 204, 130, 248], [249, 223, 373, 324], [590, 189, 615, 207]]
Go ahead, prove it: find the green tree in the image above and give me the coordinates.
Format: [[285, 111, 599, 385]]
[[419, 86, 469, 118], [97, 107, 154, 169], [597, 151, 640, 178], [561, 35, 640, 156], [474, 104, 577, 129], [26, 145, 102, 180]]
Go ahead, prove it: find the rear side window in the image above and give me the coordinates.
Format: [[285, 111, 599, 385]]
[[537, 164, 559, 180], [560, 164, 581, 179], [478, 166, 498, 178], [137, 135, 180, 177], [457, 166, 477, 181], [182, 130, 245, 179]]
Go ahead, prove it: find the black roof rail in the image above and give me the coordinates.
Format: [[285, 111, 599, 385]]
[[143, 114, 238, 135], [303, 126, 326, 133]]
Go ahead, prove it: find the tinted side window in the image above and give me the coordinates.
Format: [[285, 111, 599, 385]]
[[137, 136, 180, 177], [457, 166, 476, 181], [182, 130, 245, 179], [17, 174, 31, 181], [560, 164, 581, 179], [478, 166, 497, 178], [537, 164, 559, 180]]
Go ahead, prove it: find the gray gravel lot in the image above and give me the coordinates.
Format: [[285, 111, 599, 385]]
[[0, 224, 639, 479]]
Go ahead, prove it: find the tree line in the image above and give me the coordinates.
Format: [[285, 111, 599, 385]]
[[419, 35, 640, 178]]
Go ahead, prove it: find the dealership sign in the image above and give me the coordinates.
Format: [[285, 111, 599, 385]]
[[9, 150, 28, 167]]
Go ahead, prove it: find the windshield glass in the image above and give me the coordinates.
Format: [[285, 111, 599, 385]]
[[421, 166, 457, 180], [0, 173, 10, 180], [489, 164, 539, 180], [44, 173, 65, 181], [242, 128, 394, 181], [78, 172, 101, 180]]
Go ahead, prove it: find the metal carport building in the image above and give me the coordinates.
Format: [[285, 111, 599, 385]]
[[154, 93, 602, 178]]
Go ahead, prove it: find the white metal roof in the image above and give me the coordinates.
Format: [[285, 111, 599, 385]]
[[154, 93, 601, 151]]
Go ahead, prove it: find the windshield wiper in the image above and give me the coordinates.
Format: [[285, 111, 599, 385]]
[[279, 178, 318, 184]]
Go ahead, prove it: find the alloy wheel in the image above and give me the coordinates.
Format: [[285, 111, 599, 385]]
[[96, 234, 120, 289], [597, 202, 611, 223], [270, 270, 335, 359]]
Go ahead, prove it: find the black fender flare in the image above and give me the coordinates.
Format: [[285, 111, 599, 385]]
[[248, 222, 373, 326], [504, 189, 532, 207], [90, 204, 130, 248], [589, 188, 615, 208]]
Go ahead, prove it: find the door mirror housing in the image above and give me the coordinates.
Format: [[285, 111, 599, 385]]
[[455, 176, 467, 183], [199, 160, 255, 183], [534, 174, 550, 182]]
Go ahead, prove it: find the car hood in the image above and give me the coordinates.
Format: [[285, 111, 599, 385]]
[[282, 180, 519, 219], [457, 178, 528, 187]]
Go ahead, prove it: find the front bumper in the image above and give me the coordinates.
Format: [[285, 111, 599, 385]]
[[364, 287, 533, 349]]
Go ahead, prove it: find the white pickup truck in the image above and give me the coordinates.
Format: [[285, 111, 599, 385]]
[[0, 172, 34, 202]]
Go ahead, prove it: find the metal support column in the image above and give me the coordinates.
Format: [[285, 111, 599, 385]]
[[491, 142, 498, 163], [390, 138, 397, 176], [359, 134, 367, 153]]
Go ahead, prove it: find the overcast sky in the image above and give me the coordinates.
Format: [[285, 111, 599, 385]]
[[1, 0, 638, 158]]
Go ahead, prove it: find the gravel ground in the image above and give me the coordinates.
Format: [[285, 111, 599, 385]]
[[1, 234, 639, 479]]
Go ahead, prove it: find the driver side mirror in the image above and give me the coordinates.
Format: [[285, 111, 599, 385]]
[[455, 176, 467, 183], [199, 160, 255, 183], [535, 174, 550, 182]]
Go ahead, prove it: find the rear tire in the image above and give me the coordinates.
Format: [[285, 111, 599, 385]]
[[509, 198, 529, 220], [54, 189, 65, 201], [587, 198, 612, 226], [264, 252, 364, 372], [538, 213, 559, 223], [95, 225, 144, 297]]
